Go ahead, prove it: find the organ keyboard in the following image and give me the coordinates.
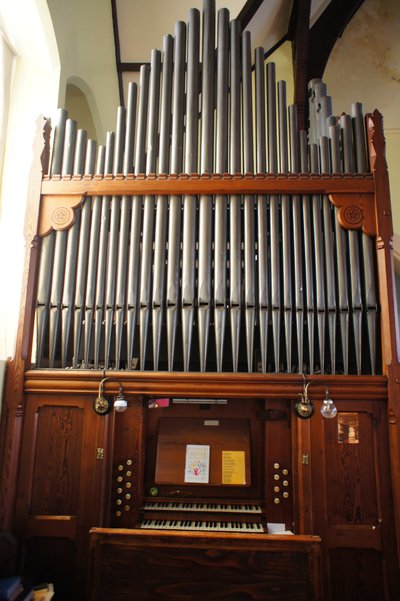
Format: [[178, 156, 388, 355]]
[[142, 501, 262, 514], [140, 519, 264, 532], [140, 499, 266, 533]]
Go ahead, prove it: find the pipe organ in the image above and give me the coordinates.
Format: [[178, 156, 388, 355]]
[[34, 6, 380, 377], [1, 1, 399, 600]]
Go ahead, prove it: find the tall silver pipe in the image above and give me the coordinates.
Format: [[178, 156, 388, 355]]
[[115, 82, 137, 368], [242, 30, 255, 372], [329, 119, 349, 373], [229, 18, 242, 372], [61, 127, 87, 367], [36, 108, 67, 366], [255, 46, 269, 374], [214, 7, 229, 372], [84, 144, 105, 367], [126, 65, 149, 370], [153, 36, 173, 370], [352, 101, 377, 374], [319, 135, 337, 373], [278, 80, 293, 372], [166, 21, 185, 370], [182, 10, 200, 371], [198, 0, 215, 372], [49, 118, 77, 367], [267, 62, 281, 371], [71, 132, 94, 368], [289, 105, 304, 373], [94, 131, 115, 368], [104, 107, 125, 368], [300, 130, 315, 372], [310, 143, 326, 373], [341, 113, 362, 373], [140, 49, 161, 370]]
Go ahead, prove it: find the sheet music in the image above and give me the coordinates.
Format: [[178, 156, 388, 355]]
[[184, 444, 210, 483]]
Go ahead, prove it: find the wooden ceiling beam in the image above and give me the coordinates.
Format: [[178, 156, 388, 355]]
[[289, 0, 365, 129], [307, 0, 365, 81], [237, 0, 265, 31], [289, 0, 312, 131]]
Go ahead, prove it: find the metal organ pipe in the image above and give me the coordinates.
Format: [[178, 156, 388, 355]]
[[115, 82, 137, 369], [242, 31, 255, 373], [36, 0, 380, 377], [36, 108, 67, 367], [182, 10, 200, 372], [84, 144, 105, 368], [278, 80, 293, 372], [289, 105, 304, 374], [126, 65, 149, 371], [140, 49, 161, 370], [153, 35, 173, 371], [213, 7, 229, 373], [94, 131, 115, 369], [167, 21, 186, 371], [352, 102, 377, 374], [255, 46, 268, 374], [229, 18, 242, 373], [299, 129, 315, 373], [49, 118, 77, 368], [198, 0, 215, 372], [267, 62, 281, 372]]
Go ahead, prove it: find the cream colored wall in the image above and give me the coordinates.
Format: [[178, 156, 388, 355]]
[[0, 0, 120, 359], [0, 0, 60, 359], [47, 0, 120, 144], [324, 0, 400, 248]]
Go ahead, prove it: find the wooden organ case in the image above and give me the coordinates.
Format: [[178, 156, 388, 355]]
[[1, 1, 400, 600]]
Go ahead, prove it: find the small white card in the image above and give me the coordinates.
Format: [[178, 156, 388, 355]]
[[184, 444, 210, 483]]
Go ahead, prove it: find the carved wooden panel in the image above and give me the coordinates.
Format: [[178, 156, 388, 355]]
[[14, 394, 109, 600], [310, 400, 400, 601], [88, 529, 322, 601], [30, 406, 84, 515]]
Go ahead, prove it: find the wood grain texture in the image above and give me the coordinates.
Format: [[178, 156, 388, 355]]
[[89, 529, 322, 601]]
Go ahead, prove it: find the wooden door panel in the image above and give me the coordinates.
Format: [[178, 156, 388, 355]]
[[324, 411, 379, 531], [30, 405, 84, 516], [329, 548, 384, 601], [15, 394, 109, 600], [311, 400, 399, 600]]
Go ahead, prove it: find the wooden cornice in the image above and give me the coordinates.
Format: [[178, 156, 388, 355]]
[[23, 369, 388, 401], [38, 172, 376, 237]]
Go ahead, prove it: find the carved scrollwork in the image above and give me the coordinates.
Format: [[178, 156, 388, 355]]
[[329, 192, 375, 237], [339, 205, 363, 230], [38, 194, 84, 236]]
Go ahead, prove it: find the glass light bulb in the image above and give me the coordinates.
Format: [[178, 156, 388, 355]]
[[320, 397, 337, 419], [114, 391, 128, 413]]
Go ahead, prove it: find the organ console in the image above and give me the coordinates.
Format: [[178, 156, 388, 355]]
[[0, 0, 399, 600]]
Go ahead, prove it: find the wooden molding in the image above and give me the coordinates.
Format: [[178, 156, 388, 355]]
[[40, 173, 374, 197], [329, 192, 375, 236], [38, 194, 83, 236], [23, 369, 388, 401]]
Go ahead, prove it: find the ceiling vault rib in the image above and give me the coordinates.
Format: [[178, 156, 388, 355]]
[[290, 0, 312, 132], [307, 0, 365, 81], [111, 0, 125, 105], [237, 0, 265, 31]]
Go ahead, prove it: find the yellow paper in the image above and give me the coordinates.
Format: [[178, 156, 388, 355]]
[[222, 450, 246, 485]]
